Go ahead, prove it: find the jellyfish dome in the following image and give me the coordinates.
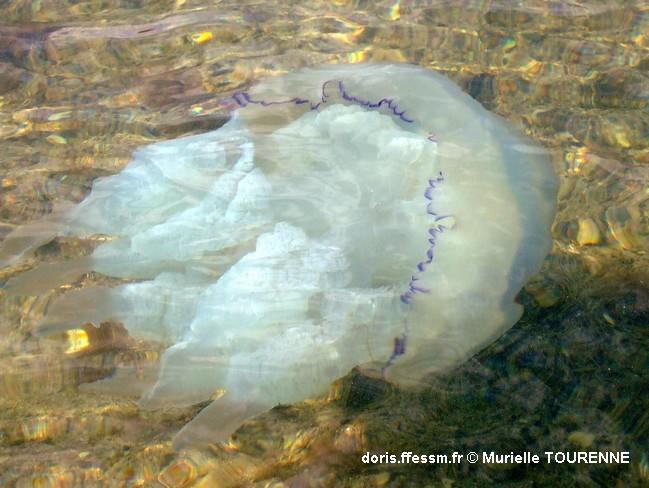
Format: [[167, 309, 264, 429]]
[[0, 64, 557, 447]]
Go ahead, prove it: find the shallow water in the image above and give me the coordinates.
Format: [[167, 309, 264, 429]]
[[0, 1, 648, 486]]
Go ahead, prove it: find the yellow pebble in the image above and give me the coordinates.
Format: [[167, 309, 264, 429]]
[[48, 111, 72, 121], [603, 313, 615, 325], [389, 1, 400, 21], [191, 31, 214, 45], [568, 431, 595, 448], [65, 328, 89, 354], [46, 134, 67, 145], [576, 218, 600, 246]]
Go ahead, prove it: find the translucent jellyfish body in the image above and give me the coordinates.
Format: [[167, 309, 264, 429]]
[[0, 64, 557, 447]]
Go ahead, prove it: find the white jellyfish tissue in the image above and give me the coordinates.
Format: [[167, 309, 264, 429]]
[[0, 64, 557, 448]]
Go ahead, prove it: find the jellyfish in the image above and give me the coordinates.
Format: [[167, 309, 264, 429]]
[[0, 64, 557, 448]]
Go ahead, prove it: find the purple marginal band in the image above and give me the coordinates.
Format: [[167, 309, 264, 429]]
[[399, 172, 446, 305], [230, 77, 448, 370], [231, 79, 415, 123]]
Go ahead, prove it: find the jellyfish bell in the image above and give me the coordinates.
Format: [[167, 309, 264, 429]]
[[0, 63, 557, 448]]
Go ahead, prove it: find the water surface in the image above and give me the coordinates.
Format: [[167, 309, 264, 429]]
[[0, 1, 648, 486]]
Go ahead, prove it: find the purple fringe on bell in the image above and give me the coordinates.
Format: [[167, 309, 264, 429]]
[[399, 172, 446, 306], [229, 78, 449, 373], [232, 79, 416, 124]]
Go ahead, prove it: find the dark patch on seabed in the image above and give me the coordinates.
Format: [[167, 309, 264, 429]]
[[323, 257, 648, 487]]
